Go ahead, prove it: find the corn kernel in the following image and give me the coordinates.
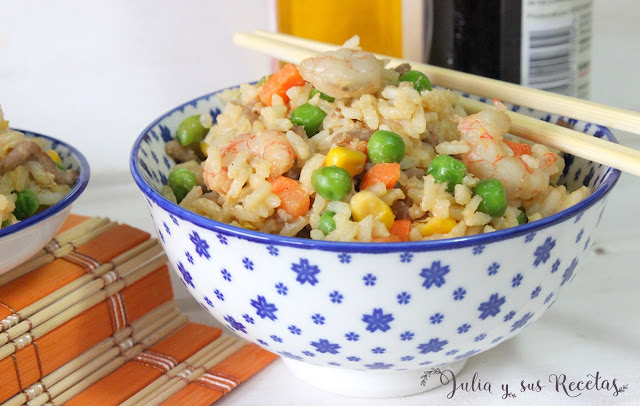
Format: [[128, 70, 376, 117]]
[[350, 191, 395, 229], [325, 147, 367, 177], [416, 217, 457, 237], [200, 141, 209, 157], [46, 150, 62, 164]]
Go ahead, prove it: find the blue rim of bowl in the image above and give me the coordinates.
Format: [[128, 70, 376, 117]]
[[130, 89, 621, 253], [0, 130, 90, 237]]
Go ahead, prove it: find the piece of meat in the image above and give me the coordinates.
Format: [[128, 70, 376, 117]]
[[394, 63, 412, 76], [391, 198, 413, 220], [166, 140, 203, 163], [0, 141, 78, 185], [332, 128, 375, 146]]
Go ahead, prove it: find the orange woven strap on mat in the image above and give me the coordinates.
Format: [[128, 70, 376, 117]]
[[65, 323, 222, 406], [0, 265, 173, 402], [160, 344, 277, 405], [0, 219, 150, 321]]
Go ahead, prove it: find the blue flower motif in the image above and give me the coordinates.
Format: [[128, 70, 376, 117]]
[[531, 286, 542, 299], [214, 289, 224, 301], [312, 314, 326, 325], [492, 336, 503, 344], [400, 331, 414, 341], [457, 323, 471, 334], [267, 245, 279, 256], [372, 347, 386, 354], [551, 259, 561, 273], [204, 296, 213, 308], [329, 291, 343, 304], [510, 312, 534, 332], [280, 351, 302, 361], [417, 338, 448, 354], [363, 273, 377, 286], [575, 212, 584, 223], [420, 261, 450, 289], [533, 237, 556, 267], [158, 230, 164, 243], [453, 287, 466, 301], [251, 295, 278, 321], [243, 314, 254, 324], [347, 356, 361, 362], [473, 245, 485, 255], [400, 252, 413, 263], [365, 362, 393, 370], [362, 308, 394, 333], [169, 214, 179, 226], [544, 292, 554, 304], [291, 258, 321, 286], [512, 273, 523, 287], [163, 222, 171, 235], [177, 262, 194, 288], [396, 292, 411, 305], [275, 282, 288, 295], [216, 233, 228, 245], [420, 361, 433, 366], [561, 258, 579, 286], [258, 339, 269, 346], [288, 325, 302, 335], [446, 349, 459, 356], [185, 251, 194, 265], [242, 257, 254, 270], [345, 332, 360, 341], [328, 362, 341, 366], [474, 333, 486, 342], [401, 355, 415, 361], [221, 268, 231, 282], [224, 315, 246, 333], [525, 232, 536, 243], [338, 253, 351, 264], [478, 293, 506, 320], [311, 339, 341, 354], [487, 262, 500, 276], [503, 310, 516, 322], [271, 335, 283, 343], [429, 313, 444, 324], [576, 229, 584, 243], [189, 231, 210, 259], [455, 349, 480, 360], [302, 351, 315, 357], [584, 237, 591, 251]]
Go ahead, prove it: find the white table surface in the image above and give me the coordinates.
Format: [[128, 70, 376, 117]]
[[2, 1, 639, 405]]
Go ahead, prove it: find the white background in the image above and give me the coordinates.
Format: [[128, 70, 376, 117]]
[[1, 1, 639, 405]]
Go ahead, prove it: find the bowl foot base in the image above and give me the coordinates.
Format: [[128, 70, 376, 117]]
[[282, 358, 468, 398]]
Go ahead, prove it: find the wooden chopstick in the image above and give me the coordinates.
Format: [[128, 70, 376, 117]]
[[233, 31, 640, 176], [250, 30, 640, 135]]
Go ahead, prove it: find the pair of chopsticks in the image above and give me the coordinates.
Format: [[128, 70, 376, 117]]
[[234, 30, 640, 176]]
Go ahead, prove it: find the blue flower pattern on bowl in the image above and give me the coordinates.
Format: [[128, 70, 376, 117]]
[[131, 87, 619, 372]]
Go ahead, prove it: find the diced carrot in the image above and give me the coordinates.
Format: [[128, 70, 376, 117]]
[[258, 64, 306, 106], [360, 163, 401, 190], [389, 219, 411, 242], [372, 235, 402, 243], [271, 176, 310, 219], [504, 140, 533, 156]]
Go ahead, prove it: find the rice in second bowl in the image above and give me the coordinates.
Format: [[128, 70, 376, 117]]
[[161, 39, 590, 243]]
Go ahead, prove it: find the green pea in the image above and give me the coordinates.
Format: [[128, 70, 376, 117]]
[[517, 209, 527, 225], [367, 130, 405, 164], [257, 75, 270, 86], [311, 166, 352, 201], [168, 168, 197, 203], [399, 70, 432, 92], [290, 103, 326, 137], [14, 189, 39, 220], [319, 210, 337, 235], [176, 115, 208, 146], [55, 162, 66, 171], [310, 88, 335, 102], [474, 179, 507, 218], [427, 155, 467, 192]]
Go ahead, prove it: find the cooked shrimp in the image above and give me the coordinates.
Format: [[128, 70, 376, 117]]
[[203, 129, 295, 195], [298, 48, 384, 99], [459, 101, 560, 201]]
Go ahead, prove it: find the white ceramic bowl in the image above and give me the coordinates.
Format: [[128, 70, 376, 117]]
[[0, 130, 90, 274], [131, 88, 619, 398]]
